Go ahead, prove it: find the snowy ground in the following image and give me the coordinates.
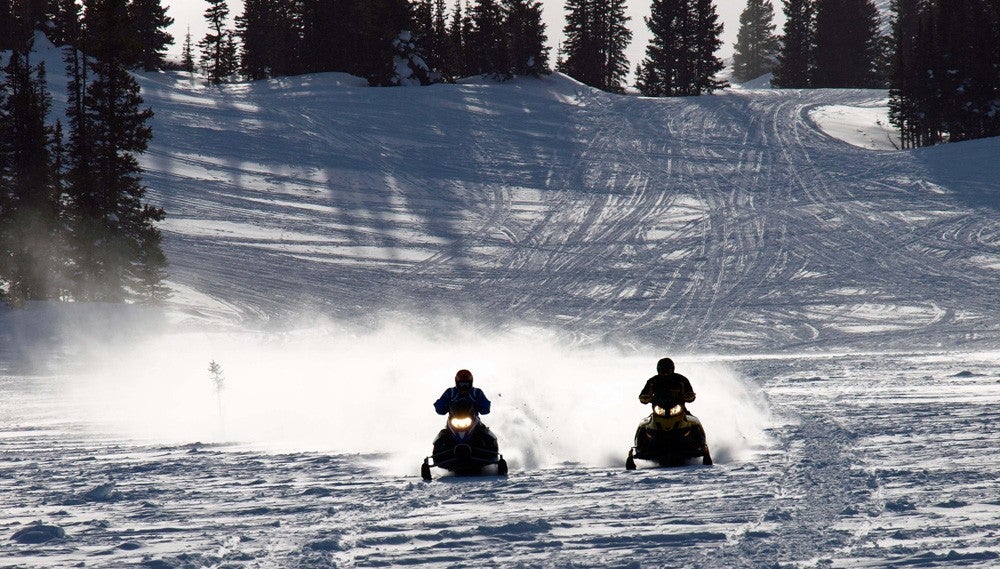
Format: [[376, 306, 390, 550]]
[[2, 43, 999, 567]]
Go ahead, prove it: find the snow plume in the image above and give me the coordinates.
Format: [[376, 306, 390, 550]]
[[51, 316, 775, 474]]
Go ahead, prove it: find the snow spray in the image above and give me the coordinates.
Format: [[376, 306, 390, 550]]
[[58, 319, 775, 473]]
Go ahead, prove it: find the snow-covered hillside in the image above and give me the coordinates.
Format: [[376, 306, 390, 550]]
[[136, 69, 997, 354], [2, 39, 998, 568]]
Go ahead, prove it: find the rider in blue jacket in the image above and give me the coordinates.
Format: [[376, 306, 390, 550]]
[[435, 369, 491, 415]]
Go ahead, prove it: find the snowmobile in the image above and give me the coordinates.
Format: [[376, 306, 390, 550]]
[[626, 400, 712, 469], [421, 398, 508, 480]]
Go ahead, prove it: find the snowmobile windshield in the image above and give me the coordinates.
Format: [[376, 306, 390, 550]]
[[449, 398, 477, 418]]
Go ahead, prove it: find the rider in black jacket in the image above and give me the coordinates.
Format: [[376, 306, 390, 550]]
[[638, 358, 695, 407]]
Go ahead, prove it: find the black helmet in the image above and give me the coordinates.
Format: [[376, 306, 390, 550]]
[[656, 358, 675, 375], [455, 369, 473, 390]]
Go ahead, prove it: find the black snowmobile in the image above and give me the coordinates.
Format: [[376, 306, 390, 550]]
[[421, 398, 508, 480], [626, 399, 712, 469]]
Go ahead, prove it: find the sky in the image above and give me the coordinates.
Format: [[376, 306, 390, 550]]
[[164, 1, 766, 79]]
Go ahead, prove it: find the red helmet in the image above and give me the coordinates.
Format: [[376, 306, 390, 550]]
[[455, 369, 473, 389]]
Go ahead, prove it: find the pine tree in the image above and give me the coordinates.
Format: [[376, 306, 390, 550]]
[[561, 0, 596, 86], [468, 0, 509, 78], [562, 0, 632, 92], [446, 0, 472, 78], [65, 0, 166, 301], [407, 0, 447, 79], [387, 29, 434, 85], [359, 0, 413, 85], [0, 0, 48, 48], [636, 0, 687, 96], [888, 0, 1000, 147], [888, 0, 919, 147], [181, 26, 195, 73], [300, 0, 361, 74], [84, 0, 141, 67], [933, 0, 1000, 141], [413, 0, 433, 39], [128, 0, 174, 71], [733, 0, 780, 83], [2, 0, 36, 52], [595, 0, 633, 92], [198, 0, 239, 83], [0, 0, 13, 51], [0, 64, 7, 301], [237, 0, 301, 80], [772, 0, 813, 87], [637, 0, 724, 96], [691, 0, 727, 93], [871, 31, 894, 88], [50, 0, 83, 47], [0, 50, 61, 301], [430, 0, 449, 74], [505, 0, 549, 76], [812, 0, 881, 87]]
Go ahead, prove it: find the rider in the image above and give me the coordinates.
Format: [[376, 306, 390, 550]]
[[633, 357, 712, 465], [638, 357, 696, 408], [435, 369, 491, 416]]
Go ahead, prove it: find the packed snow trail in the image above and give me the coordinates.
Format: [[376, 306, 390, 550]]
[[2, 353, 997, 567], [137, 73, 999, 353]]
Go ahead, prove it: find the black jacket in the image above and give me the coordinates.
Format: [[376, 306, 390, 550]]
[[638, 372, 696, 406]]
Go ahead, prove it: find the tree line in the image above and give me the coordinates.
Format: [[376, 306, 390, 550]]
[[192, 0, 550, 86], [1, 0, 165, 304], [888, 0, 1000, 148], [731, 0, 1000, 146]]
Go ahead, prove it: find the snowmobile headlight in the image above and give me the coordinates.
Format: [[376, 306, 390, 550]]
[[450, 416, 474, 430], [655, 404, 683, 416]]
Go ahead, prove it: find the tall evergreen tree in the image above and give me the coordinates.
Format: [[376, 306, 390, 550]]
[[430, 0, 449, 74], [771, 0, 813, 87], [299, 0, 361, 75], [129, 0, 174, 71], [2, 0, 37, 52], [636, 0, 687, 96], [181, 26, 195, 73], [410, 0, 448, 76], [691, 0, 727, 93], [237, 0, 301, 80], [889, 0, 1000, 146], [467, 0, 509, 78], [65, 0, 166, 301], [83, 0, 140, 67], [198, 0, 238, 83], [505, 0, 549, 76], [445, 0, 473, 78], [413, 0, 433, 39], [0, 50, 62, 301], [732, 0, 780, 83], [561, 0, 594, 86], [935, 0, 1000, 141], [637, 0, 725, 96], [888, 0, 922, 147], [358, 0, 412, 85], [0, 0, 13, 51], [812, 0, 881, 87], [595, 0, 632, 92], [561, 0, 632, 92], [50, 0, 83, 47]]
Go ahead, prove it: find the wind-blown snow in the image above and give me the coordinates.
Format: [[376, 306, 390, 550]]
[[2, 37, 998, 568]]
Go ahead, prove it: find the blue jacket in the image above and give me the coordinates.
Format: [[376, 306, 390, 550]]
[[434, 387, 491, 415]]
